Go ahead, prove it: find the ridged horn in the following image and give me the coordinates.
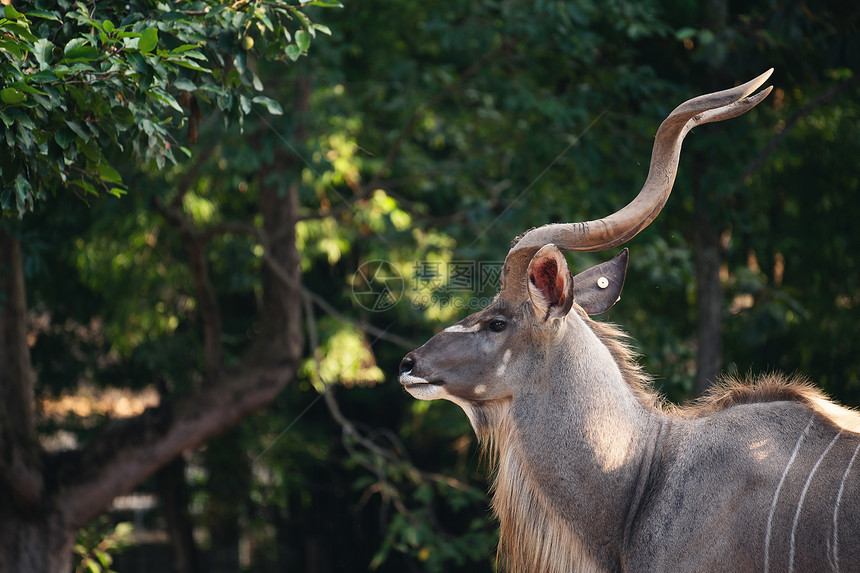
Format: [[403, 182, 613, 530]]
[[500, 69, 774, 301]]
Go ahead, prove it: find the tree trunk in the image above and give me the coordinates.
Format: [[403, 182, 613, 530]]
[[0, 226, 73, 572], [692, 0, 729, 397], [156, 455, 202, 573], [254, 179, 304, 365], [0, 226, 42, 505], [247, 75, 309, 366], [693, 186, 723, 396], [0, 509, 74, 573], [204, 431, 249, 572]]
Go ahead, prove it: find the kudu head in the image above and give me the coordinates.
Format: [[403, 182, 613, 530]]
[[399, 70, 774, 434]]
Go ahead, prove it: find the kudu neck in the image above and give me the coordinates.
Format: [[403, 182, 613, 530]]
[[501, 312, 660, 565], [517, 311, 653, 429]]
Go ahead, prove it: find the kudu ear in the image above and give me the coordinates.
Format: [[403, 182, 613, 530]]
[[527, 244, 575, 321], [573, 248, 628, 315]]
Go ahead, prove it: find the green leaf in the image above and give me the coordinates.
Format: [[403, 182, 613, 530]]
[[675, 27, 697, 41], [63, 38, 87, 56], [4, 4, 24, 20], [147, 88, 184, 113], [296, 29, 310, 52], [0, 190, 12, 211], [97, 162, 123, 184], [63, 38, 98, 62], [29, 70, 58, 83], [138, 28, 158, 53], [0, 38, 24, 59], [70, 178, 98, 196], [62, 46, 99, 62], [178, 50, 206, 61], [26, 9, 61, 22], [111, 106, 134, 129], [32, 38, 54, 70], [299, 0, 344, 7], [285, 44, 301, 61], [65, 120, 91, 142], [313, 23, 332, 36], [77, 139, 101, 162], [252, 96, 283, 115], [173, 60, 209, 73], [11, 110, 34, 130], [14, 173, 32, 213], [256, 10, 274, 32], [170, 44, 203, 54], [173, 78, 196, 92], [54, 128, 75, 149], [103, 20, 115, 34], [0, 88, 26, 105], [2, 22, 37, 43], [9, 82, 46, 96], [126, 51, 148, 75]]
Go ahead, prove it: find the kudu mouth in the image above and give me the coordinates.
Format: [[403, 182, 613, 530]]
[[398, 355, 444, 388]]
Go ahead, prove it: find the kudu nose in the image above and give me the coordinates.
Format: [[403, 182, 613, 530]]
[[399, 355, 415, 375]]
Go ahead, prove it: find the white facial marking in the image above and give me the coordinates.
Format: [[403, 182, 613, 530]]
[[495, 349, 512, 377], [403, 383, 443, 400], [400, 373, 429, 385], [833, 440, 860, 572], [788, 430, 842, 573], [764, 416, 814, 573], [443, 323, 482, 334], [474, 384, 487, 395]]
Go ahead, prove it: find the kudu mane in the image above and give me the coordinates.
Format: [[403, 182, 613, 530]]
[[479, 393, 605, 573], [585, 310, 860, 431]]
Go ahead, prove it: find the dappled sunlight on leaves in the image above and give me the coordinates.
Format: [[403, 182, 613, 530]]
[[301, 319, 384, 389]]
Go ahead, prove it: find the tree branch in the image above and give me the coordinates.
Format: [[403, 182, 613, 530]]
[[194, 217, 417, 349], [262, 248, 416, 350], [56, 362, 295, 528], [152, 197, 223, 376], [170, 145, 218, 210], [301, 294, 476, 495]]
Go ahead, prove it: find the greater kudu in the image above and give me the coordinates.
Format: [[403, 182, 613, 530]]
[[399, 69, 860, 572]]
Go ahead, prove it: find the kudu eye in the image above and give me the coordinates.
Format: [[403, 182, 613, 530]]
[[488, 318, 507, 333]]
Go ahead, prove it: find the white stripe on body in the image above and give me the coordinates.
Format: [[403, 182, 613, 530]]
[[764, 416, 814, 573], [788, 430, 842, 572], [832, 440, 860, 573]]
